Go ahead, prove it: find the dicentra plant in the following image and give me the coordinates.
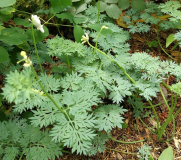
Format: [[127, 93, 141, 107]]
[[1, 0, 181, 159]]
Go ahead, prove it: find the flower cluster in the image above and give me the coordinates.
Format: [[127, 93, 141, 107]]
[[17, 51, 32, 67]]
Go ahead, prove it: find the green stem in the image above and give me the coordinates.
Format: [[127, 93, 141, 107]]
[[30, 65, 68, 119], [139, 117, 155, 134], [111, 137, 151, 144], [174, 107, 181, 118], [159, 115, 175, 142], [97, 0, 100, 24], [88, 41, 136, 84], [157, 95, 177, 140], [14, 0, 23, 8], [148, 100, 160, 131], [106, 148, 139, 155], [94, 27, 103, 54], [143, 102, 168, 109], [161, 80, 171, 90], [43, 14, 55, 25], [55, 17, 64, 38], [156, 25, 174, 60], [31, 23, 44, 73], [66, 55, 71, 73]]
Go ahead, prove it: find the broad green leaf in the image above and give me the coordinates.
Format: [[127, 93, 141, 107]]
[[88, 24, 113, 35], [14, 18, 31, 27], [0, 21, 3, 25], [74, 25, 84, 42], [0, 12, 13, 22], [0, 0, 16, 7], [50, 0, 72, 14], [131, 0, 145, 11], [50, 0, 72, 7], [118, 0, 130, 10], [96, 1, 107, 12], [0, 7, 15, 14], [105, 4, 122, 19], [0, 46, 9, 63], [166, 34, 176, 48], [0, 27, 28, 45], [73, 15, 86, 24], [158, 146, 174, 160], [56, 12, 74, 23], [75, 3, 87, 14], [26, 26, 49, 43], [104, 0, 118, 3]]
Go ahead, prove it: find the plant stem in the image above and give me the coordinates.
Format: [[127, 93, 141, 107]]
[[157, 95, 177, 140], [30, 65, 68, 119], [156, 25, 174, 60], [139, 117, 155, 134], [31, 23, 44, 73], [94, 27, 103, 54], [43, 14, 55, 25], [106, 148, 139, 155], [66, 55, 71, 73], [88, 41, 136, 84], [148, 100, 160, 132], [111, 137, 151, 144]]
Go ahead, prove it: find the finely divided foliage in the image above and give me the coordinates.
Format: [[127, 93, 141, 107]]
[[2, 0, 181, 158]]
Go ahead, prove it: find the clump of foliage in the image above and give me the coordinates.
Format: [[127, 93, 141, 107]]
[[0, 116, 63, 160], [1, 0, 181, 159]]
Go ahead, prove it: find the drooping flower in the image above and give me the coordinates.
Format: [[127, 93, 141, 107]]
[[31, 15, 44, 33], [81, 33, 89, 44], [101, 25, 108, 29]]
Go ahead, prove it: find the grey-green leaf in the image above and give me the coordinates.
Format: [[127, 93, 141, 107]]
[[131, 0, 145, 11], [105, 4, 122, 19], [158, 146, 174, 160], [74, 25, 84, 43], [118, 0, 130, 10]]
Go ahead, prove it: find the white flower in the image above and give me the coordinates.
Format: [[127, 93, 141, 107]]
[[31, 15, 44, 33], [81, 33, 89, 44], [23, 58, 32, 67], [101, 25, 108, 29]]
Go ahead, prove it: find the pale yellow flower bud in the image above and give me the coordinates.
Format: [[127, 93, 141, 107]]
[[20, 51, 27, 59]]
